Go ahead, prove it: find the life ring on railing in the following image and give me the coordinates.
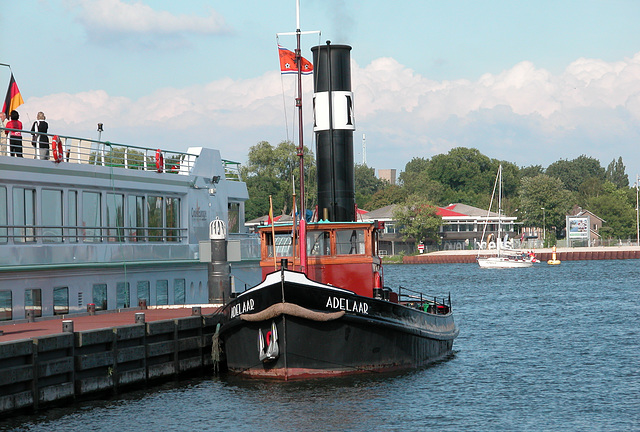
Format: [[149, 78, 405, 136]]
[[155, 149, 164, 173], [52, 135, 63, 163]]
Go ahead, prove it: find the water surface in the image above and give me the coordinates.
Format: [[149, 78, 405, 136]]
[[2, 260, 639, 431]]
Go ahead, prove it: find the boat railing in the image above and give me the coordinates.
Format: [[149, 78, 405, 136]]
[[0, 223, 188, 244], [398, 285, 452, 314], [0, 127, 242, 181]]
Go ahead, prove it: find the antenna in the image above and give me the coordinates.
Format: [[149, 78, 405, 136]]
[[362, 133, 366, 165]]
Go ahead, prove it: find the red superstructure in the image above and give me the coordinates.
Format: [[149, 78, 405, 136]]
[[258, 221, 383, 298]]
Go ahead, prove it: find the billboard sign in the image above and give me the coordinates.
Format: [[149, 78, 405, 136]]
[[568, 217, 589, 239]]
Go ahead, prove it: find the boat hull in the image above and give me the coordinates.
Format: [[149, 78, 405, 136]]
[[477, 257, 534, 269], [223, 314, 454, 379], [219, 270, 458, 379]]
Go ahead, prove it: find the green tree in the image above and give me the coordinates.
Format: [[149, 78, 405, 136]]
[[244, 177, 282, 221], [398, 157, 430, 195], [425, 147, 494, 196], [546, 155, 605, 192], [577, 177, 606, 203], [519, 164, 544, 179], [241, 140, 316, 220], [392, 196, 443, 244], [587, 182, 636, 239], [354, 163, 386, 210], [519, 174, 573, 237], [366, 184, 408, 209], [420, 148, 520, 209], [605, 157, 629, 189]]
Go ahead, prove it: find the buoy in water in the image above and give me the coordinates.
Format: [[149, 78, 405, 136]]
[[547, 245, 561, 265]]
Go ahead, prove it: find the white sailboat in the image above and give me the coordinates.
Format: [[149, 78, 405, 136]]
[[477, 165, 536, 269]]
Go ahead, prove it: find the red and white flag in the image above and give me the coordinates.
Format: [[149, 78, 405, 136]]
[[278, 45, 313, 75]]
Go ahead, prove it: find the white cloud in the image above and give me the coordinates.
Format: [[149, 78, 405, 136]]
[[65, 0, 229, 47], [21, 50, 640, 176]]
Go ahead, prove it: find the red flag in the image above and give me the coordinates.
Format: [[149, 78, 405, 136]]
[[3, 73, 24, 118], [278, 45, 313, 75]]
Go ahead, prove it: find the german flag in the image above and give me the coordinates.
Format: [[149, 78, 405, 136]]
[[3, 73, 24, 118]]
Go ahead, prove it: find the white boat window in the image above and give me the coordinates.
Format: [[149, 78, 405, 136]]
[[0, 290, 12, 321], [116, 282, 130, 308], [137, 281, 150, 306], [0, 187, 6, 243], [127, 195, 145, 242], [68, 191, 78, 243], [166, 197, 180, 242], [92, 284, 107, 311], [13, 187, 36, 243], [174, 279, 186, 304], [25, 288, 42, 318], [266, 233, 293, 258], [228, 202, 240, 233], [336, 229, 365, 255], [148, 196, 163, 242], [53, 287, 69, 315], [279, 234, 293, 257], [42, 189, 63, 243], [156, 280, 169, 305], [307, 231, 331, 256], [82, 191, 102, 243], [107, 193, 124, 242]]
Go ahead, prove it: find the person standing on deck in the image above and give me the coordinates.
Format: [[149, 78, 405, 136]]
[[5, 110, 23, 157], [30, 111, 49, 160], [0, 112, 7, 156]]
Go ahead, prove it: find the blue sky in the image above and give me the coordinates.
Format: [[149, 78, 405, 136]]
[[4, 0, 640, 185]]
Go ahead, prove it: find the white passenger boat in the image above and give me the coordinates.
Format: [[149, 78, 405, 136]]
[[0, 131, 261, 322]]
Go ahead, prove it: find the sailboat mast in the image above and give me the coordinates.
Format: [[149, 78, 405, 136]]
[[497, 165, 502, 255]]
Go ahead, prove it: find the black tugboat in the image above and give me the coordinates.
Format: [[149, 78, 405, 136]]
[[216, 21, 458, 380]]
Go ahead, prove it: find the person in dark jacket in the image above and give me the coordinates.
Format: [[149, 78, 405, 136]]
[[31, 111, 49, 160], [5, 110, 23, 157]]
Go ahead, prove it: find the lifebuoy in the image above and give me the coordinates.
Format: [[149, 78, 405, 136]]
[[52, 135, 63, 163], [155, 149, 164, 173]]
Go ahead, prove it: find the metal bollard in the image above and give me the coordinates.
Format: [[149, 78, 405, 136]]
[[87, 303, 96, 315], [192, 306, 202, 316], [26, 309, 35, 323], [62, 320, 74, 332], [135, 312, 145, 324]]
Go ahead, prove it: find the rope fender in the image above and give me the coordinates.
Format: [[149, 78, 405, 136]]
[[240, 302, 345, 322]]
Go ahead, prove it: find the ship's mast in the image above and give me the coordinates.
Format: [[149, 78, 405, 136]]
[[277, 1, 319, 274], [294, 1, 305, 228]]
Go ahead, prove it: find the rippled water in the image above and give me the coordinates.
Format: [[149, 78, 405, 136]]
[[2, 260, 640, 431]]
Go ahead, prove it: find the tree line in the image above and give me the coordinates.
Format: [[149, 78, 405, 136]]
[[242, 141, 636, 243]]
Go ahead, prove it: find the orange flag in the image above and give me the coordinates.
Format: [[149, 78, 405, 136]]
[[278, 45, 313, 75]]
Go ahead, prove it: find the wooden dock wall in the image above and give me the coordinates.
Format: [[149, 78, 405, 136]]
[[404, 249, 640, 264], [0, 314, 220, 415]]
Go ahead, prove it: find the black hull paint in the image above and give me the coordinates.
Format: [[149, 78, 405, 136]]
[[219, 270, 458, 379]]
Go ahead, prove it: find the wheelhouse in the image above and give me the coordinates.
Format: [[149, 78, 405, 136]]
[[259, 221, 384, 298]]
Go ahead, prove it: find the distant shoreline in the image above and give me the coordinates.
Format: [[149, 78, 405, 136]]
[[400, 246, 640, 264]]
